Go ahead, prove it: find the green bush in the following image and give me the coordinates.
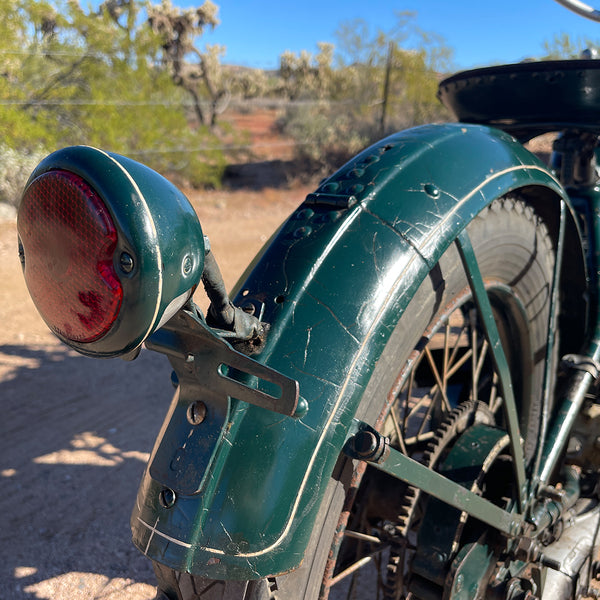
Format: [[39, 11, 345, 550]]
[[278, 104, 371, 174], [0, 145, 49, 207]]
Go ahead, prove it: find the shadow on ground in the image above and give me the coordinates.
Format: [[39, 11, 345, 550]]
[[224, 158, 314, 189], [0, 342, 174, 599]]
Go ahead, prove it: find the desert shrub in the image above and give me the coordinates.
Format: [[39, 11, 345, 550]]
[[0, 145, 49, 207], [139, 145, 227, 189], [278, 104, 371, 175]]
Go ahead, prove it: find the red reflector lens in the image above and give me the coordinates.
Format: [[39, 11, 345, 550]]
[[18, 170, 123, 343]]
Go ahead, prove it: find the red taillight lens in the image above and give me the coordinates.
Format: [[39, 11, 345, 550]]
[[18, 170, 123, 343]]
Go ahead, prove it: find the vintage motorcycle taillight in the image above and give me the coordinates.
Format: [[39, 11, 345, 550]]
[[17, 146, 205, 358], [19, 170, 123, 344]]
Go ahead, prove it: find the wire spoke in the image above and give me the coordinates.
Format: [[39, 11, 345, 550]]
[[445, 347, 473, 379], [443, 321, 450, 390], [390, 405, 408, 455], [446, 321, 469, 371], [474, 339, 489, 391], [425, 347, 452, 412], [466, 310, 478, 402], [344, 530, 383, 545], [329, 550, 385, 587], [356, 258, 518, 598]]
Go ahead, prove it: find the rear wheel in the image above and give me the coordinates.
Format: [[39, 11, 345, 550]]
[[154, 197, 556, 600]]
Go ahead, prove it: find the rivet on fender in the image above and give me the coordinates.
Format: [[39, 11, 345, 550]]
[[424, 183, 441, 198], [348, 167, 365, 179], [293, 397, 309, 419], [346, 183, 364, 195], [293, 226, 312, 239], [295, 208, 314, 221], [322, 182, 340, 193]]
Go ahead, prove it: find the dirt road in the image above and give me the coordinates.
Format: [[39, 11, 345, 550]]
[[0, 186, 307, 600]]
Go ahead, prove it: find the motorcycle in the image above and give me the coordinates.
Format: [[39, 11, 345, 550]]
[[14, 0, 600, 598]]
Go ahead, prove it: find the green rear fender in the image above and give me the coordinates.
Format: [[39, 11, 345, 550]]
[[131, 123, 583, 579]]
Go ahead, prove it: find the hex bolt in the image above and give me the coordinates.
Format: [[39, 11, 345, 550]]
[[119, 252, 135, 274], [187, 401, 207, 425]]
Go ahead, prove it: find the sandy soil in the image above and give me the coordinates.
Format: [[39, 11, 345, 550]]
[[0, 185, 309, 600]]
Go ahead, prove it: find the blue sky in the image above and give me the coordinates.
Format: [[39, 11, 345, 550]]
[[182, 0, 600, 70]]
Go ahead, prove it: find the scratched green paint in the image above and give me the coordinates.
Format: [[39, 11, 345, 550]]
[[131, 123, 577, 579]]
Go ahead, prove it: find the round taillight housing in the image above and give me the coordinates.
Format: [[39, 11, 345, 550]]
[[18, 147, 205, 358], [19, 170, 123, 343]]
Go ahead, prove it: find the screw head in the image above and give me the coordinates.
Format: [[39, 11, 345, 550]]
[[182, 255, 193, 276], [159, 488, 176, 509], [119, 252, 134, 274], [187, 401, 207, 425]]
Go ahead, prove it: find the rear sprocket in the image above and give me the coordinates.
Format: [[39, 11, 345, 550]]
[[384, 400, 496, 600]]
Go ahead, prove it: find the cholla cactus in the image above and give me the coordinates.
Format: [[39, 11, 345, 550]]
[[0, 145, 48, 208], [147, 0, 226, 127]]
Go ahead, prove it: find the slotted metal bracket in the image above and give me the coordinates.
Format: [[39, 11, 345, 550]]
[[145, 307, 302, 495], [147, 308, 301, 416]]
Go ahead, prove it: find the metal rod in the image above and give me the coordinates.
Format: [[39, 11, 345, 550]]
[[455, 230, 527, 511], [369, 441, 519, 536], [552, 0, 600, 22], [534, 199, 566, 482], [425, 347, 452, 411], [539, 368, 595, 484], [539, 184, 600, 485]]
